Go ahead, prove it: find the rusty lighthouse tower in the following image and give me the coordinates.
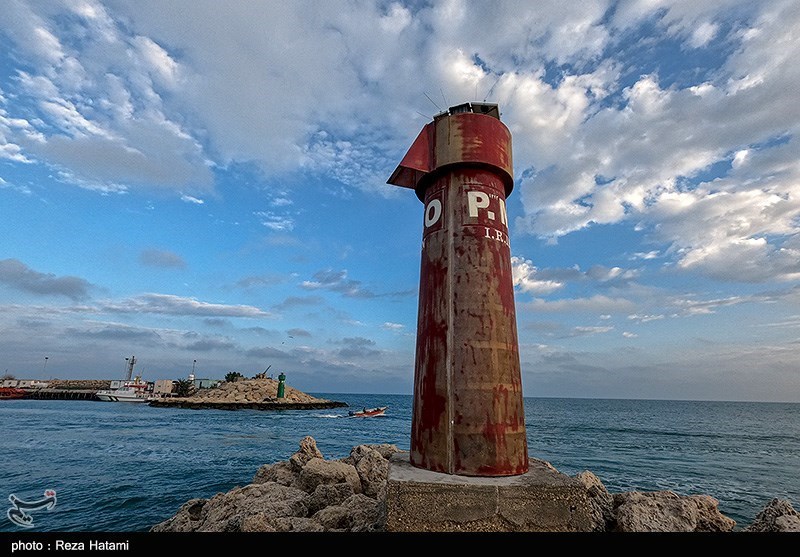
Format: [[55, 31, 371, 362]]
[[388, 102, 528, 476]]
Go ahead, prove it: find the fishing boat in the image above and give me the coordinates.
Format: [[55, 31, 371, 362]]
[[348, 406, 388, 417], [96, 356, 152, 403], [96, 379, 151, 402], [0, 387, 26, 400]]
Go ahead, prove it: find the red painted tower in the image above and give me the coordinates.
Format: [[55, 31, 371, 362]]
[[388, 102, 528, 476]]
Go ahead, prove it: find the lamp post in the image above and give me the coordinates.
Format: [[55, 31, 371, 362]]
[[42, 356, 49, 377]]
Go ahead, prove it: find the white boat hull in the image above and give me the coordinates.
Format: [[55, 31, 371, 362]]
[[96, 389, 151, 403]]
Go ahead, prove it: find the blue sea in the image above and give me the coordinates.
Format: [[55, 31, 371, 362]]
[[1, 395, 798, 532]]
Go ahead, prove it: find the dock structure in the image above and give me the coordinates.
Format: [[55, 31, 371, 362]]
[[22, 388, 99, 401]]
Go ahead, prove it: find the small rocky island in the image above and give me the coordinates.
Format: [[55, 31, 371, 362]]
[[152, 436, 800, 532], [148, 377, 347, 411]]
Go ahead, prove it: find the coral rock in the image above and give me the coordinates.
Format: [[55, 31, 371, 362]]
[[612, 491, 735, 532], [746, 499, 800, 532]]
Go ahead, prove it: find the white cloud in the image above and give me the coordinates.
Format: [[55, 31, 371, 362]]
[[180, 194, 204, 204], [511, 256, 564, 294], [381, 322, 404, 331], [627, 314, 665, 323], [522, 295, 637, 314], [731, 149, 749, 168], [513, 2, 800, 284], [647, 178, 800, 282], [689, 21, 719, 48], [586, 266, 638, 282], [631, 251, 660, 260], [0, 3, 212, 194], [0, 176, 31, 195], [299, 269, 378, 299], [132, 35, 180, 86], [622, 331, 638, 338], [669, 295, 750, 316], [1, 0, 798, 288], [271, 196, 293, 207], [101, 293, 274, 318], [0, 1, 64, 64], [379, 3, 412, 34], [255, 211, 294, 232], [0, 93, 37, 163], [0, 1, 616, 197], [572, 325, 614, 336]]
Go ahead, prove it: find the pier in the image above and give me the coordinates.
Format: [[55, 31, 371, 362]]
[[23, 389, 99, 401]]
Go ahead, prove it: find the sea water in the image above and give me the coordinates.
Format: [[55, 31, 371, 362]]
[[0, 395, 797, 531]]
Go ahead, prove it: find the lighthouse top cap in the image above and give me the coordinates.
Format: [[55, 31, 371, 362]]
[[387, 101, 513, 196], [433, 101, 500, 120]]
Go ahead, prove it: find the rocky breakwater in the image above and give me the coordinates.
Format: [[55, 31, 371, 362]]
[[148, 378, 347, 411], [48, 379, 112, 390], [152, 436, 397, 532], [153, 436, 800, 532]]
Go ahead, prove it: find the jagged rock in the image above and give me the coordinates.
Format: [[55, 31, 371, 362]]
[[307, 483, 354, 514], [612, 491, 735, 532], [746, 499, 800, 532], [241, 513, 324, 532], [240, 512, 277, 532], [776, 516, 800, 531], [252, 461, 298, 486], [202, 483, 308, 532], [531, 457, 559, 473], [575, 471, 614, 531], [355, 449, 389, 498], [312, 505, 350, 530], [272, 517, 326, 532], [343, 444, 399, 466], [364, 444, 400, 460], [688, 495, 737, 532], [343, 494, 383, 532], [151, 483, 308, 532], [155, 434, 760, 534], [297, 458, 362, 494], [150, 498, 208, 532], [289, 436, 324, 471], [312, 494, 381, 532]]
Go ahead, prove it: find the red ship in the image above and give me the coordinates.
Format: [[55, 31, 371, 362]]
[[0, 387, 26, 400]]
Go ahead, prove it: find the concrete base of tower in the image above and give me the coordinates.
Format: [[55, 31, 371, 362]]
[[385, 452, 599, 532]]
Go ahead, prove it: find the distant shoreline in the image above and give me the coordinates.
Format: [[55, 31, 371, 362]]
[[148, 399, 348, 411]]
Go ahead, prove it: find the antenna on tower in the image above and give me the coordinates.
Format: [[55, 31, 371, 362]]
[[484, 75, 501, 102], [423, 92, 441, 111]]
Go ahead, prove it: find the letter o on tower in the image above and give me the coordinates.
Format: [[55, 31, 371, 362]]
[[424, 198, 442, 228]]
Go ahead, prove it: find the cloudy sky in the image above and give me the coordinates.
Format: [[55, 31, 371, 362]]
[[1, 0, 799, 401]]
